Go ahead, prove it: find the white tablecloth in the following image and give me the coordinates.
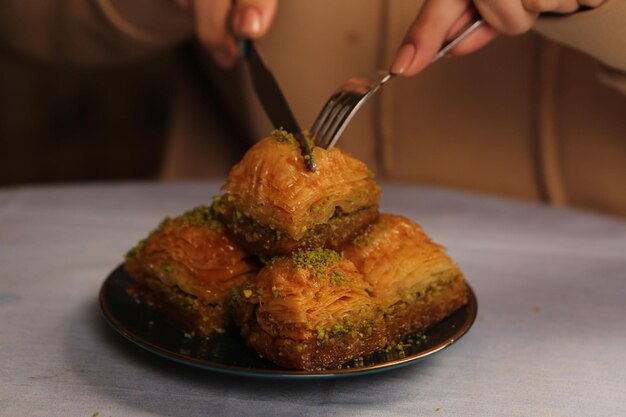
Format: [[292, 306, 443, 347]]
[[1, 181, 625, 417]]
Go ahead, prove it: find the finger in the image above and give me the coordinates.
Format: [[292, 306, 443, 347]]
[[438, 8, 500, 57], [475, 0, 538, 35], [447, 25, 500, 56], [522, 0, 579, 13], [193, 0, 238, 68], [390, 0, 471, 76], [444, 8, 476, 41], [232, 0, 278, 39]]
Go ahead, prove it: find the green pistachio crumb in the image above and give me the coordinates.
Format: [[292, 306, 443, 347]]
[[291, 248, 341, 280], [315, 327, 327, 341], [177, 205, 221, 229], [353, 233, 375, 248], [330, 270, 347, 285], [125, 205, 222, 260], [271, 128, 297, 144], [228, 286, 244, 307]]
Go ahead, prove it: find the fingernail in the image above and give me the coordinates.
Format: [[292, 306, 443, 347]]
[[234, 8, 261, 37], [390, 44, 416, 75]]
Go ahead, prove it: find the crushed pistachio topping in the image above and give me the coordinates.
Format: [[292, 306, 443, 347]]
[[352, 233, 375, 248], [228, 285, 245, 306], [292, 248, 341, 270], [125, 205, 222, 260], [271, 286, 280, 299], [271, 128, 297, 144], [351, 357, 365, 368], [314, 319, 356, 342], [177, 205, 221, 229], [330, 270, 347, 285], [315, 327, 326, 340], [292, 248, 347, 283]]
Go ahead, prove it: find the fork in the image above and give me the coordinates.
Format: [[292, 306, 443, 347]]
[[311, 19, 484, 150]]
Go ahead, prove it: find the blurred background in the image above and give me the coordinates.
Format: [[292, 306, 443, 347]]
[[1, 51, 171, 185], [1, 47, 180, 185], [1, 1, 625, 219]]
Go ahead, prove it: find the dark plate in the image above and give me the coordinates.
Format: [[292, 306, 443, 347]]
[[99, 265, 477, 379]]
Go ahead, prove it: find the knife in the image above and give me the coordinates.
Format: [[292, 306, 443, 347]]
[[238, 39, 316, 172]]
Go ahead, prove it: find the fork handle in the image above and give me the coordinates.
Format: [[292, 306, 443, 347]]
[[433, 19, 484, 63]]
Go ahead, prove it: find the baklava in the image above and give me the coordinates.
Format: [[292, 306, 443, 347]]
[[233, 215, 468, 370], [122, 130, 470, 371], [232, 248, 385, 370], [124, 205, 258, 337], [213, 129, 380, 257], [342, 214, 468, 342]]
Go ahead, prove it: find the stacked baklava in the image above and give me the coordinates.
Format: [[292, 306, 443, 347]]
[[125, 129, 468, 370]]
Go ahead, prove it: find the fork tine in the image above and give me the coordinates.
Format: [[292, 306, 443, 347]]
[[311, 20, 482, 149], [312, 73, 393, 149], [314, 93, 354, 148], [310, 92, 341, 137], [317, 93, 360, 148], [312, 93, 348, 146], [329, 87, 382, 148], [311, 71, 395, 149]]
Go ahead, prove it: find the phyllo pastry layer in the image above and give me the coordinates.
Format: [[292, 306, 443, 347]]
[[124, 206, 258, 337], [215, 129, 380, 257], [342, 214, 468, 342], [233, 249, 385, 371], [234, 215, 469, 371]]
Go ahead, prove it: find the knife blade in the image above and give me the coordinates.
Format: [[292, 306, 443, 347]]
[[239, 39, 316, 172]]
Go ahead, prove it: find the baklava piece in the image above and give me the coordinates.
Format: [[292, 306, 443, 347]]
[[213, 129, 380, 257], [233, 249, 386, 371], [234, 215, 468, 370], [124, 206, 258, 337], [342, 214, 468, 342]]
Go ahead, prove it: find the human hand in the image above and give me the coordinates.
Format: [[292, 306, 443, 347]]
[[390, 0, 606, 76], [173, 0, 277, 67]]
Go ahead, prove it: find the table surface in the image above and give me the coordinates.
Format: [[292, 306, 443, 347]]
[[1, 181, 625, 417]]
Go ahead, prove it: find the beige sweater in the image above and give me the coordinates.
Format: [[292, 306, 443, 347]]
[[1, 0, 625, 216]]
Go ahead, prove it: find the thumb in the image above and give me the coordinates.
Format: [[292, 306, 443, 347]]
[[231, 0, 278, 39]]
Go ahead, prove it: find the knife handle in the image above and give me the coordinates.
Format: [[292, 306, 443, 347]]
[[238, 38, 251, 60]]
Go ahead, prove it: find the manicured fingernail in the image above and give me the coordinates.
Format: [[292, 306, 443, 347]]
[[390, 44, 416, 75], [234, 8, 261, 36]]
